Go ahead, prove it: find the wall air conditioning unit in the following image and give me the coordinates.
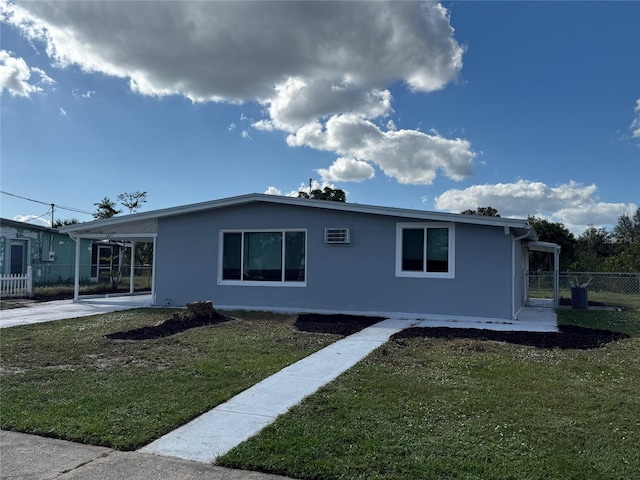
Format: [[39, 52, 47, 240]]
[[325, 228, 351, 245], [48, 251, 56, 262]]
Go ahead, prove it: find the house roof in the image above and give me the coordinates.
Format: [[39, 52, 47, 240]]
[[0, 217, 57, 233], [59, 193, 538, 241]]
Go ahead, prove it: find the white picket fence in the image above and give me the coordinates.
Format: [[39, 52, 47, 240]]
[[0, 266, 33, 298]]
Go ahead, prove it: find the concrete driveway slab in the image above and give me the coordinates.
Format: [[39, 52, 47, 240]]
[[0, 294, 153, 328]]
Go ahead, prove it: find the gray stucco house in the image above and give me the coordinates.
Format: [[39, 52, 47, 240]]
[[60, 194, 559, 321]]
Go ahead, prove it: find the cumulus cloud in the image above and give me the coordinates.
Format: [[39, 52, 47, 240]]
[[13, 214, 50, 227], [0, 49, 53, 97], [288, 115, 474, 184], [317, 157, 376, 183], [264, 186, 282, 196], [434, 179, 637, 234], [2, 1, 472, 185]]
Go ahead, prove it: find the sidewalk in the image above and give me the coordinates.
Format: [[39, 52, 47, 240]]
[[139, 318, 416, 462], [1, 317, 414, 478], [0, 430, 294, 480], [0, 294, 153, 328]]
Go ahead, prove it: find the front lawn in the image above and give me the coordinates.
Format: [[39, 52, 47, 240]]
[[218, 310, 640, 480], [0, 309, 342, 450]]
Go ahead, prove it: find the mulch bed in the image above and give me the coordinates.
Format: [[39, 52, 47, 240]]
[[392, 325, 628, 350], [294, 314, 385, 336], [105, 311, 628, 350], [105, 312, 230, 340]]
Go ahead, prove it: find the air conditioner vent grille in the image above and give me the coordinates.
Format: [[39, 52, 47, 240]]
[[325, 228, 351, 245]]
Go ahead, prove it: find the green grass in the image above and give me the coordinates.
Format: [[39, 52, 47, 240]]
[[0, 309, 341, 450], [218, 310, 640, 480], [558, 309, 640, 336]]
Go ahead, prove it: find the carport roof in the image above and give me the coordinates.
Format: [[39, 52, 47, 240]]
[[59, 193, 538, 241]]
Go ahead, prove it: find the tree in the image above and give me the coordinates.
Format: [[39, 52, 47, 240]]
[[118, 191, 147, 214], [298, 186, 346, 202], [461, 206, 500, 217], [612, 208, 640, 244], [52, 218, 79, 227], [93, 197, 122, 219], [528, 216, 576, 271], [571, 226, 612, 271]]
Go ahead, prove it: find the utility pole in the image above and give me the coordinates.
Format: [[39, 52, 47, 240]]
[[51, 204, 55, 227], [309, 178, 312, 197]]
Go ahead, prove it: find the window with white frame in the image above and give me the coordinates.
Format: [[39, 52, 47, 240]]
[[395, 223, 454, 278], [220, 230, 306, 285]]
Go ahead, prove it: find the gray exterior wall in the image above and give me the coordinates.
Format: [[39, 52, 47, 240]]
[[513, 241, 526, 314], [154, 202, 518, 319]]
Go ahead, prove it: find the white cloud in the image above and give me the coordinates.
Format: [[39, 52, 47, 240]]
[[317, 157, 375, 183], [264, 186, 282, 196], [72, 88, 95, 99], [228, 122, 236, 132], [58, 107, 66, 116], [3, 1, 470, 186], [13, 214, 50, 227], [287, 115, 475, 184], [0, 49, 53, 97], [434, 179, 637, 234], [631, 98, 640, 138], [241, 130, 251, 139]]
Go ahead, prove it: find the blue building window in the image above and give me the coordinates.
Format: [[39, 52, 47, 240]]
[[221, 230, 306, 285], [396, 223, 455, 278]]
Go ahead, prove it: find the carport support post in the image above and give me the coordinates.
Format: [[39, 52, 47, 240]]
[[553, 246, 560, 309], [130, 241, 135, 294], [151, 237, 157, 305], [73, 236, 81, 301]]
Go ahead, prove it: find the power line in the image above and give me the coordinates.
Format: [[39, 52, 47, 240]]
[[24, 209, 53, 224], [1, 190, 93, 215]]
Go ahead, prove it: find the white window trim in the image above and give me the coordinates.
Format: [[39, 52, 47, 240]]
[[395, 222, 455, 279], [218, 229, 307, 287]]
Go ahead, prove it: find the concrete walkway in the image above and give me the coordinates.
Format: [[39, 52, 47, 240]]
[[0, 294, 153, 328], [0, 430, 294, 480], [139, 317, 418, 463]]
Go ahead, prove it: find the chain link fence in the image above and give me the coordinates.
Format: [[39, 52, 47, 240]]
[[527, 271, 640, 311]]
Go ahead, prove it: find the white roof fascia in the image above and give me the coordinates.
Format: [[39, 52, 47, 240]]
[[527, 241, 561, 253], [59, 193, 532, 234]]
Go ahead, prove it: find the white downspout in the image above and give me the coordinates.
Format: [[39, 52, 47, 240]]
[[151, 237, 157, 305], [511, 229, 531, 320]]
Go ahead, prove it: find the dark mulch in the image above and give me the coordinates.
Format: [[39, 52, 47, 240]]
[[105, 310, 628, 350], [392, 325, 629, 350], [105, 313, 230, 341], [294, 314, 385, 336]]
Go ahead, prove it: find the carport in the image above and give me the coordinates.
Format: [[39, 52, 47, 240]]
[[60, 217, 157, 303], [525, 241, 561, 309]]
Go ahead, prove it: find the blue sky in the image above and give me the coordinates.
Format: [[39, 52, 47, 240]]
[[1, 1, 638, 234]]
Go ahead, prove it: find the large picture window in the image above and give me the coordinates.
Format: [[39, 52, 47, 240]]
[[396, 223, 454, 278], [221, 230, 306, 285]]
